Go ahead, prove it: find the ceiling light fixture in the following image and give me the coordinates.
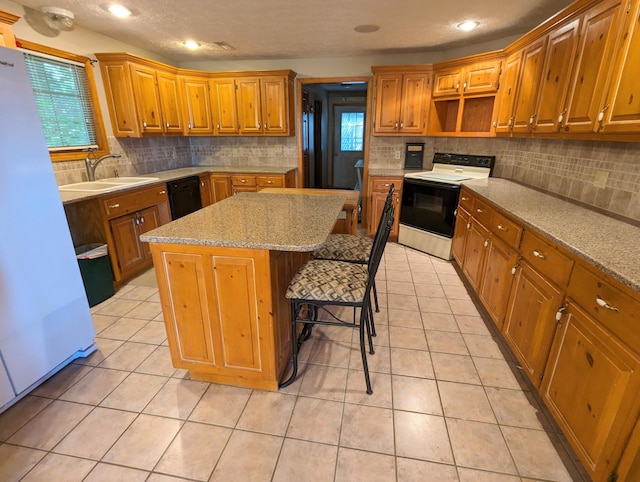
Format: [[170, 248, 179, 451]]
[[354, 24, 380, 34], [108, 4, 131, 18], [457, 20, 479, 32], [184, 40, 200, 50]]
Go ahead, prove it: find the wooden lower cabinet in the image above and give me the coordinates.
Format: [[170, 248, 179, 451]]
[[541, 300, 640, 482], [210, 174, 232, 203], [503, 260, 564, 387], [461, 219, 490, 292], [109, 205, 161, 280], [199, 174, 213, 207], [149, 243, 306, 390], [451, 206, 470, 264], [367, 177, 402, 240], [479, 235, 519, 329]]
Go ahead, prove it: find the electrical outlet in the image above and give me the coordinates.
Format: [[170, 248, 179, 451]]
[[171, 147, 176, 160], [274, 145, 283, 154], [394, 150, 401, 159], [232, 149, 238, 157], [593, 170, 609, 188]]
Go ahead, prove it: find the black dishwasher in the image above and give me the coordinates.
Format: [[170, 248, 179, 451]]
[[167, 176, 202, 220]]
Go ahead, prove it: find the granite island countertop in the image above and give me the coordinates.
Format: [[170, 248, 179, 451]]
[[462, 178, 640, 293], [58, 166, 297, 205], [140, 191, 346, 251]]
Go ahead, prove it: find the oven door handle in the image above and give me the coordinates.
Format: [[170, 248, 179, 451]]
[[403, 178, 461, 191]]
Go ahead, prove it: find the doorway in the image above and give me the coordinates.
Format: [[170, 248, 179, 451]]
[[297, 78, 371, 190]]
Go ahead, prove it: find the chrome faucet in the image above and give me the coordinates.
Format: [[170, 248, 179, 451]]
[[85, 153, 121, 181]]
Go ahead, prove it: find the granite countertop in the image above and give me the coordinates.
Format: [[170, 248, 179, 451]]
[[58, 166, 297, 205], [140, 191, 346, 251], [368, 168, 413, 177], [462, 178, 640, 293]]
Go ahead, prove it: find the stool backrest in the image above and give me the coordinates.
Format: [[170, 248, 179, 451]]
[[367, 203, 394, 289]]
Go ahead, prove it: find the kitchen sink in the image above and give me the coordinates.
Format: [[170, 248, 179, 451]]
[[59, 177, 161, 193]]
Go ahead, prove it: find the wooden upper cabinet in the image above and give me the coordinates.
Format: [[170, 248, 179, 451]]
[[494, 51, 523, 133], [511, 37, 548, 133], [532, 17, 581, 133], [211, 78, 239, 134], [463, 60, 502, 95], [99, 60, 141, 137], [372, 68, 430, 135], [156, 71, 183, 134], [129, 64, 165, 134], [600, 0, 640, 134], [236, 75, 292, 135], [0, 10, 19, 49], [563, 0, 624, 133], [180, 74, 214, 135], [432, 69, 462, 97]]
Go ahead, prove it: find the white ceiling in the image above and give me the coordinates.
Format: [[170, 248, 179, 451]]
[[15, 0, 575, 62]]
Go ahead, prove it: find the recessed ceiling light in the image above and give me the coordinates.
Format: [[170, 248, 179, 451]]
[[108, 4, 131, 18], [184, 40, 201, 50], [457, 21, 479, 32], [354, 24, 380, 34]]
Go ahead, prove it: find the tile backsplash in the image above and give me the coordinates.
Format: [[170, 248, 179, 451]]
[[369, 136, 640, 222], [190, 136, 298, 168]]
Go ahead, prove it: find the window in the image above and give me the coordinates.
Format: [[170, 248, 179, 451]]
[[17, 39, 108, 162], [340, 112, 364, 151]]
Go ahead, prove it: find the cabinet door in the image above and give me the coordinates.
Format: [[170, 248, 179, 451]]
[[137, 206, 161, 261], [399, 74, 429, 133], [100, 62, 140, 137], [462, 219, 490, 292], [261, 76, 289, 134], [494, 51, 522, 132], [157, 71, 183, 134], [512, 37, 548, 133], [563, 0, 623, 133], [0, 15, 17, 48], [237, 78, 263, 134], [200, 176, 213, 207], [110, 212, 145, 277], [463, 60, 501, 95], [533, 18, 581, 133], [451, 207, 470, 265], [211, 78, 239, 134], [182, 76, 214, 135], [541, 301, 640, 482], [503, 260, 564, 387], [373, 74, 402, 133], [211, 174, 232, 203], [129, 64, 164, 134], [432, 69, 461, 97], [479, 236, 518, 330], [601, 0, 640, 133]]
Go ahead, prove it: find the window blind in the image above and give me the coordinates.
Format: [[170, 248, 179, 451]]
[[23, 52, 98, 151]]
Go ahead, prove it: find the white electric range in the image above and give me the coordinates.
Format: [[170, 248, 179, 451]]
[[398, 152, 495, 260]]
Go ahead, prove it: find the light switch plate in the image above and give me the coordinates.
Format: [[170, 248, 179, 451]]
[[593, 170, 609, 188], [394, 150, 401, 159]]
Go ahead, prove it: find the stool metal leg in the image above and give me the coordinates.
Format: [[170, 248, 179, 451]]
[[279, 300, 301, 388]]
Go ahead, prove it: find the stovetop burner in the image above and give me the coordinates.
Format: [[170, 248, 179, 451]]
[[404, 152, 496, 185]]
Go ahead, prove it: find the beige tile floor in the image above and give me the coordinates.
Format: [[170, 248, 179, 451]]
[[0, 243, 589, 481]]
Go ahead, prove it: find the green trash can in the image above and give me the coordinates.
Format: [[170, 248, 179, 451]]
[[75, 243, 114, 307]]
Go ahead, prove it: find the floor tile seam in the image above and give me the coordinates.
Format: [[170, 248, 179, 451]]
[[98, 371, 173, 414], [94, 336, 167, 374], [94, 326, 167, 344]]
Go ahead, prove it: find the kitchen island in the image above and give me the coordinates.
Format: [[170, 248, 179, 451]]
[[140, 191, 346, 390]]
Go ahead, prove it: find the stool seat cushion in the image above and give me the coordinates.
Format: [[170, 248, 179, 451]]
[[313, 234, 372, 263], [286, 260, 368, 303]]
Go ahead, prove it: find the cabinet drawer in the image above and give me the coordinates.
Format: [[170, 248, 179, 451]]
[[520, 230, 574, 286], [257, 175, 283, 188], [231, 174, 257, 187], [568, 263, 640, 353], [491, 211, 523, 248], [458, 190, 474, 212], [102, 183, 168, 219], [471, 198, 493, 227], [371, 178, 399, 192]]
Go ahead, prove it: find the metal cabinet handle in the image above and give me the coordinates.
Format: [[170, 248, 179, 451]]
[[532, 250, 546, 259], [400, 122, 404, 129], [529, 114, 536, 127], [166, 122, 169, 129], [188, 123, 192, 130], [597, 104, 609, 131], [109, 203, 120, 209], [483, 239, 489, 248], [466, 222, 471, 229], [476, 208, 484, 213], [267, 180, 273, 184], [135, 217, 139, 225], [384, 183, 390, 187], [142, 121, 147, 129], [241, 179, 247, 183], [596, 296, 619, 312], [463, 82, 467, 92], [257, 122, 261, 129], [217, 123, 221, 129], [511, 263, 519, 275], [461, 196, 469, 201], [497, 224, 508, 231], [394, 121, 398, 129], [555, 304, 567, 322], [455, 83, 460, 92], [139, 216, 145, 224], [159, 190, 166, 195]]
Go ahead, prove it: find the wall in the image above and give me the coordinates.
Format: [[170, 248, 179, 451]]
[[369, 136, 640, 222]]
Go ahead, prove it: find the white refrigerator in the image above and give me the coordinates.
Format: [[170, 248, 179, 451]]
[[0, 46, 96, 411]]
